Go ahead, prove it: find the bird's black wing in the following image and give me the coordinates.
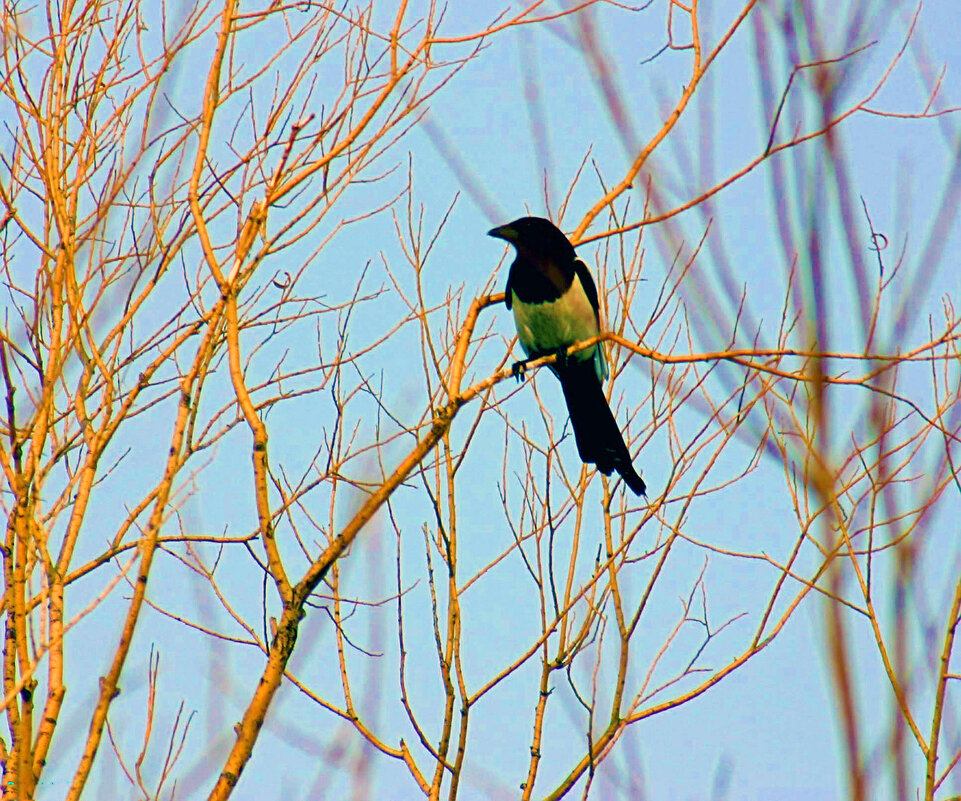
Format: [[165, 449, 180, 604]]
[[573, 258, 601, 323]]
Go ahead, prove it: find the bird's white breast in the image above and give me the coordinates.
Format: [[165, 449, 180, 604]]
[[512, 273, 608, 380]]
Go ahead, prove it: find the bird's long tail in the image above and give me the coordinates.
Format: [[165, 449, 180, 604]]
[[556, 360, 646, 496]]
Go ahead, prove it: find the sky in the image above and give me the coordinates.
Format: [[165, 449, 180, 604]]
[[19, 1, 961, 799]]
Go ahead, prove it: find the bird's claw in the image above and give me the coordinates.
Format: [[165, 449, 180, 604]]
[[511, 360, 528, 383], [553, 346, 570, 370]]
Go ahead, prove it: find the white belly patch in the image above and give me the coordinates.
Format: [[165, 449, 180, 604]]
[[512, 273, 608, 380]]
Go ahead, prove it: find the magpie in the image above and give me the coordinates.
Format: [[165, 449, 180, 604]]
[[489, 216, 646, 496]]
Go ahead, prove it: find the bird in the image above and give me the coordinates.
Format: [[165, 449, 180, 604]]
[[488, 216, 646, 496]]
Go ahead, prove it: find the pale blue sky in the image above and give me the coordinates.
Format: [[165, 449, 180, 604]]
[[29, 2, 961, 799]]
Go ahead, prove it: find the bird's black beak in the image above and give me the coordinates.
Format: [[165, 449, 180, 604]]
[[488, 224, 517, 242]]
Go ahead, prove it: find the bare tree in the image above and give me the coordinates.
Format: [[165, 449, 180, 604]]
[[0, 1, 958, 800]]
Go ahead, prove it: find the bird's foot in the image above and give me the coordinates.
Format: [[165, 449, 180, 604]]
[[511, 360, 529, 383], [553, 346, 570, 370]]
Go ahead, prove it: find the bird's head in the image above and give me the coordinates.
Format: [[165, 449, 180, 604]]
[[488, 216, 577, 262]]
